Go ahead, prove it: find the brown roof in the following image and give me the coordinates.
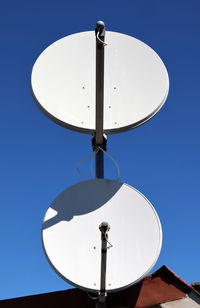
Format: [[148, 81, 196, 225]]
[[0, 265, 199, 307]]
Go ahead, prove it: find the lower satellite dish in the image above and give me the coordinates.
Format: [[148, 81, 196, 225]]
[[42, 179, 162, 292]]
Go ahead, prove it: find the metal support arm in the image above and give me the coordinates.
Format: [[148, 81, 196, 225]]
[[96, 222, 110, 308], [92, 20, 107, 179]]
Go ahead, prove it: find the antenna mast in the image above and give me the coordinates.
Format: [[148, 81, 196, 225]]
[[94, 20, 108, 308]]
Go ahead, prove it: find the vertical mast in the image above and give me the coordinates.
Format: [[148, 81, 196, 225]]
[[94, 21, 108, 308]]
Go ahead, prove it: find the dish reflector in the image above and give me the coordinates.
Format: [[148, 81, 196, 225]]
[[42, 179, 162, 292], [31, 31, 169, 134]]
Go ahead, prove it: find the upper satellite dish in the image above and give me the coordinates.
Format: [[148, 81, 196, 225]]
[[31, 31, 169, 134], [42, 179, 162, 292]]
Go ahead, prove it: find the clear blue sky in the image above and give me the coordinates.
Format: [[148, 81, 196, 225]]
[[1, 0, 200, 300]]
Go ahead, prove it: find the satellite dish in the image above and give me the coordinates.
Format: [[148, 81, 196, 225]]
[[31, 31, 169, 134], [42, 179, 162, 292]]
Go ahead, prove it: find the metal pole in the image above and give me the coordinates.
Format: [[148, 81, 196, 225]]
[[94, 20, 108, 308], [94, 21, 106, 179], [96, 222, 110, 308], [99, 222, 109, 294], [95, 150, 104, 179]]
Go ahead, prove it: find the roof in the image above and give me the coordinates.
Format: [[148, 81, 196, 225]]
[[0, 265, 199, 307]]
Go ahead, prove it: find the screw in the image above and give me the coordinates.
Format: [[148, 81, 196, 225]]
[[82, 86, 85, 89], [93, 246, 96, 249]]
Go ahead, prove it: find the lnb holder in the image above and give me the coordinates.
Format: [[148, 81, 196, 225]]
[[99, 222, 110, 235], [95, 20, 106, 41]]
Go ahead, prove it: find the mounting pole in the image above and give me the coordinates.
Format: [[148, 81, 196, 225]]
[[96, 222, 110, 308], [92, 20, 107, 179]]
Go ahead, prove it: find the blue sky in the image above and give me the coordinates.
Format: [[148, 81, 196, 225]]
[[1, 0, 200, 300]]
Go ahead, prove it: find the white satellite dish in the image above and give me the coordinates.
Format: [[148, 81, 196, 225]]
[[42, 179, 162, 292], [31, 31, 169, 134]]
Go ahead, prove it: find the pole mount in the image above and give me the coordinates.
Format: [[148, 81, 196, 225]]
[[92, 135, 107, 152]]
